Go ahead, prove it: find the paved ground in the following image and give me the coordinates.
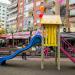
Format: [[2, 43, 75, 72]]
[[0, 58, 75, 75]]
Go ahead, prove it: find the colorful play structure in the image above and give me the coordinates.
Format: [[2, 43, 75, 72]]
[[0, 15, 75, 70], [0, 2, 75, 71]]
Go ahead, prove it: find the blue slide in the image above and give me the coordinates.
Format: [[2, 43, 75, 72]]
[[0, 35, 42, 65]]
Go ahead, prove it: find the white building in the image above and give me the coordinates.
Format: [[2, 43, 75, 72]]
[[69, 0, 75, 32], [24, 0, 34, 30], [7, 0, 18, 33], [0, 2, 9, 30]]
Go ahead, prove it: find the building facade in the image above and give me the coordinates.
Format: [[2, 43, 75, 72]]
[[7, 0, 18, 33], [7, 0, 75, 33], [24, 0, 54, 31], [8, 0, 25, 32], [0, 2, 9, 30], [24, 0, 34, 31], [17, 0, 24, 31], [69, 0, 75, 32]]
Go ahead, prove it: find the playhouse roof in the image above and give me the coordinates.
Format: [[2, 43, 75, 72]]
[[41, 15, 62, 24]]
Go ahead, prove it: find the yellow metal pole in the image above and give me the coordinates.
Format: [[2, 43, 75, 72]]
[[55, 0, 61, 70]]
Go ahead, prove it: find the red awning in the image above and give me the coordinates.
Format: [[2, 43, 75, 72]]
[[0, 34, 7, 39], [6, 32, 30, 39]]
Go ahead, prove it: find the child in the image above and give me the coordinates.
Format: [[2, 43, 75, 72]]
[[44, 47, 49, 58]]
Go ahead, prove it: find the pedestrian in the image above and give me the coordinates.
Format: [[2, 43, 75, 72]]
[[22, 51, 27, 60], [22, 44, 27, 60]]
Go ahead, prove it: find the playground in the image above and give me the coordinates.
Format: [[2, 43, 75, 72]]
[[0, 58, 75, 75], [0, 1, 75, 73]]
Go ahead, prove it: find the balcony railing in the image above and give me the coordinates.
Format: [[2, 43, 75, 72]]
[[8, 2, 17, 9], [8, 8, 17, 14]]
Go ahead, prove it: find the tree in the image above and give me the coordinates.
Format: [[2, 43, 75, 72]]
[[0, 28, 6, 34]]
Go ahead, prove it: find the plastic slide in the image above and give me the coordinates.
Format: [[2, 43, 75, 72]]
[[0, 35, 42, 65], [61, 38, 75, 53], [60, 47, 75, 63]]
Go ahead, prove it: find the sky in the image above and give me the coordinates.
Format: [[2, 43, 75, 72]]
[[0, 0, 75, 4], [0, 0, 10, 4]]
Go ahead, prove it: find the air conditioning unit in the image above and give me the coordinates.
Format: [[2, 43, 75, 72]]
[[63, 28, 66, 32]]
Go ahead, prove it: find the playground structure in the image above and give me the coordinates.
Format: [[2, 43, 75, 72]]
[[0, 16, 75, 70], [40, 15, 62, 70], [0, 1, 75, 71]]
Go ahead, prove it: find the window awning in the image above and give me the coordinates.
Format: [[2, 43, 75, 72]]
[[6, 32, 30, 39]]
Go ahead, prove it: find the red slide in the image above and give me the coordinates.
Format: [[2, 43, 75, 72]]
[[61, 38, 75, 53], [60, 47, 75, 63]]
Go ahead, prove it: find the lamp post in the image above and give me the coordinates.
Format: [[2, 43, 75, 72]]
[[28, 27, 33, 41], [11, 30, 14, 48], [66, 0, 70, 32]]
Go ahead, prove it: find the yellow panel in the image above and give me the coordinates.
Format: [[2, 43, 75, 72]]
[[45, 26, 47, 46], [43, 25, 57, 46]]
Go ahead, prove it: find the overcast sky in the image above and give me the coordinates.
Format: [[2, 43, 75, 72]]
[[0, 0, 75, 4], [0, 0, 10, 4]]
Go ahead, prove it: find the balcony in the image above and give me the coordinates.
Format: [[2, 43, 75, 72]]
[[7, 16, 17, 22], [70, 9, 75, 17], [8, 2, 17, 9], [8, 8, 17, 14], [69, 17, 75, 23], [69, 0, 75, 5], [8, 20, 17, 26], [69, 4, 75, 10], [24, 3, 33, 11], [8, 14, 17, 20]]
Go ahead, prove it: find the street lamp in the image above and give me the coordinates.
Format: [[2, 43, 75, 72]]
[[10, 28, 14, 48]]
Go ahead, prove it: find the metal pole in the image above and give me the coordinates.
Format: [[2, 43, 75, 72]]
[[33, 0, 45, 69], [41, 26, 44, 69], [55, 0, 61, 70], [57, 26, 61, 70], [12, 32, 14, 48], [55, 47, 58, 66], [66, 0, 70, 32]]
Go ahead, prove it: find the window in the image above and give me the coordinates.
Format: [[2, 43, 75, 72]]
[[3, 7, 5, 8], [2, 20, 4, 22], [70, 9, 75, 16], [2, 17, 4, 19], [3, 10, 5, 12], [29, 11, 33, 16], [2, 13, 5, 15], [20, 0, 22, 2], [69, 0, 75, 4], [6, 25, 9, 27], [28, 0, 32, 3]]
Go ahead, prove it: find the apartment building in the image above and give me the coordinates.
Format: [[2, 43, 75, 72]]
[[24, 0, 34, 30], [69, 0, 75, 32], [0, 2, 9, 30], [7, 0, 18, 33], [24, 0, 54, 30]]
